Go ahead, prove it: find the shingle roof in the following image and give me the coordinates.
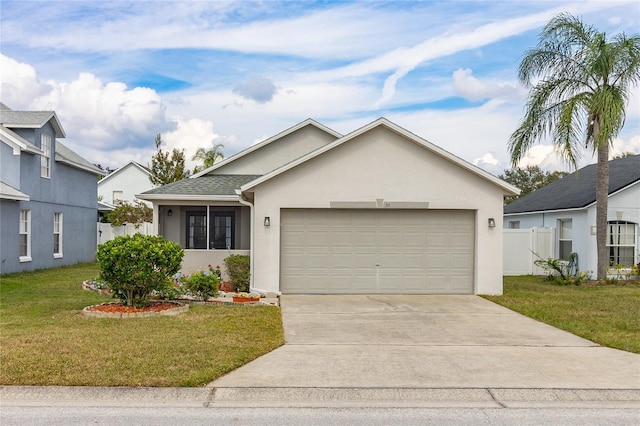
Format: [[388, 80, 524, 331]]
[[55, 141, 103, 175], [0, 109, 65, 138], [140, 175, 262, 197], [504, 155, 640, 214]]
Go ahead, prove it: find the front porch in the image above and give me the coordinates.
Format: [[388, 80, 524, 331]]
[[155, 203, 251, 277]]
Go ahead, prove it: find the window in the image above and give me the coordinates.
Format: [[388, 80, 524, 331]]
[[112, 191, 123, 205], [40, 134, 51, 178], [558, 219, 572, 260], [185, 209, 235, 250], [53, 212, 63, 258], [211, 212, 234, 249], [509, 221, 520, 229], [19, 210, 31, 261], [607, 221, 636, 266], [186, 211, 207, 249]]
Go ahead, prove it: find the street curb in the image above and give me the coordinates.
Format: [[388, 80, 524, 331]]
[[2, 386, 639, 408]]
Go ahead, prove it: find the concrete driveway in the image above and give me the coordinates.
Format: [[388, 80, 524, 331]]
[[208, 295, 640, 405]]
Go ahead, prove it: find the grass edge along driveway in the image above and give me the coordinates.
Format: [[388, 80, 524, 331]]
[[0, 263, 284, 387], [484, 275, 640, 354]]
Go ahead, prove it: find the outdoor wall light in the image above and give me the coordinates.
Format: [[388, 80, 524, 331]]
[[167, 209, 173, 217], [488, 218, 496, 228], [264, 216, 271, 227]]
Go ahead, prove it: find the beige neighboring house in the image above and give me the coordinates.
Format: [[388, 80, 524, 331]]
[[98, 160, 155, 207], [138, 118, 518, 295]]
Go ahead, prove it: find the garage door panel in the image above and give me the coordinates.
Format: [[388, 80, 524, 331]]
[[281, 209, 474, 294]]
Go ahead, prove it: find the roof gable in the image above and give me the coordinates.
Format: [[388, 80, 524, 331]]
[[98, 160, 151, 186], [191, 119, 342, 178], [241, 117, 519, 195], [504, 154, 640, 214]]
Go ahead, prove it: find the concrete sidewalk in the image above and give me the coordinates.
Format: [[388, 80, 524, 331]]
[[205, 295, 640, 405]]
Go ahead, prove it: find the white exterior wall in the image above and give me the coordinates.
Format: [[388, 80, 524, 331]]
[[505, 183, 639, 274], [98, 162, 155, 206], [214, 125, 337, 175], [248, 126, 506, 295]]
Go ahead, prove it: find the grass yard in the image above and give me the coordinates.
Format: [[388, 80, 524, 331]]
[[0, 263, 284, 387], [484, 276, 640, 354]]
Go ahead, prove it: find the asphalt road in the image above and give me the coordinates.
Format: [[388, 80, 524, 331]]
[[2, 406, 640, 426]]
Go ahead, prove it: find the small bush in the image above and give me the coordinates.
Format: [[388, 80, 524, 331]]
[[533, 255, 589, 286], [224, 254, 250, 292], [96, 234, 184, 307], [182, 266, 220, 301]]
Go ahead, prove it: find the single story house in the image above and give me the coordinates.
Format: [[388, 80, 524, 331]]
[[139, 118, 519, 295], [504, 154, 640, 273]]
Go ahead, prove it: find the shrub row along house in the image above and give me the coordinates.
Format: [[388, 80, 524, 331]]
[[504, 154, 640, 274], [0, 103, 101, 274], [139, 118, 519, 295]]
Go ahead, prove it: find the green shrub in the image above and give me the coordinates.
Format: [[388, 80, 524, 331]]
[[182, 267, 220, 300], [96, 234, 184, 307], [224, 254, 250, 292], [533, 254, 590, 286]]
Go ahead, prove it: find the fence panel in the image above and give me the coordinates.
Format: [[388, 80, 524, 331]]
[[97, 222, 153, 246], [503, 228, 555, 275]]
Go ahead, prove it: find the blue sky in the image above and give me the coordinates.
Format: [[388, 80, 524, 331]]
[[1, 0, 639, 175]]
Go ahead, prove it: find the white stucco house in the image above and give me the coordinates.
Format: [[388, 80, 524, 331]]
[[98, 160, 155, 207], [138, 118, 519, 295], [504, 154, 640, 274]]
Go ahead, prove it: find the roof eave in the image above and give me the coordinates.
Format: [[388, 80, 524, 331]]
[[241, 117, 521, 195], [136, 194, 241, 201]]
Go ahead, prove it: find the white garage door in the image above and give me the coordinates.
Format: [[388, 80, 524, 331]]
[[280, 209, 475, 294]]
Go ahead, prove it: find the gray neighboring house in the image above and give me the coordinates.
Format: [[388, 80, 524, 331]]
[[0, 102, 102, 274], [504, 154, 640, 273]]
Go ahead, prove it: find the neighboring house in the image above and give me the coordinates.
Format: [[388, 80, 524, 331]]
[[139, 118, 518, 295], [504, 155, 640, 274], [0, 102, 102, 274], [98, 160, 155, 207]]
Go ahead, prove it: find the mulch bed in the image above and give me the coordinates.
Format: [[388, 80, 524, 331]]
[[85, 302, 182, 314]]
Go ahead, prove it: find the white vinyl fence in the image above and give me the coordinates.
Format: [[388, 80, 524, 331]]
[[97, 222, 153, 247], [503, 228, 555, 275]]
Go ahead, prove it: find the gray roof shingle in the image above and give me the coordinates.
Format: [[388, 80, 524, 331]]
[[504, 154, 640, 214], [140, 175, 262, 197]]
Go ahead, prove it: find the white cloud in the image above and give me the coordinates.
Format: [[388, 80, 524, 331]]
[[162, 117, 223, 171], [452, 68, 525, 102], [0, 54, 49, 107], [473, 152, 502, 176]]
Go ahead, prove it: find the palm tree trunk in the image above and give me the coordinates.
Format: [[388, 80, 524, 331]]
[[596, 142, 609, 280]]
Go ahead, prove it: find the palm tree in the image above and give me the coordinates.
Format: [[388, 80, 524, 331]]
[[192, 143, 225, 173], [509, 13, 640, 280]]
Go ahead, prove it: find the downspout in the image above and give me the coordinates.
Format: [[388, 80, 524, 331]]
[[236, 190, 254, 290]]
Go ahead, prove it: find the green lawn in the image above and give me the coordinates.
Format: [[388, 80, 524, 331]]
[[484, 276, 640, 354], [0, 263, 284, 387]]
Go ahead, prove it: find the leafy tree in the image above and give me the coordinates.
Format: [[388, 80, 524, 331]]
[[95, 164, 116, 180], [508, 13, 640, 280], [97, 234, 184, 307], [149, 134, 190, 185], [192, 143, 225, 173], [500, 165, 568, 204], [107, 200, 153, 228]]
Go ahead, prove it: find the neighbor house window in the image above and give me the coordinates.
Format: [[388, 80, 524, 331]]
[[509, 221, 520, 229], [40, 134, 51, 178], [19, 209, 31, 261], [607, 221, 636, 266], [558, 219, 572, 260], [53, 212, 63, 258], [112, 190, 123, 205]]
